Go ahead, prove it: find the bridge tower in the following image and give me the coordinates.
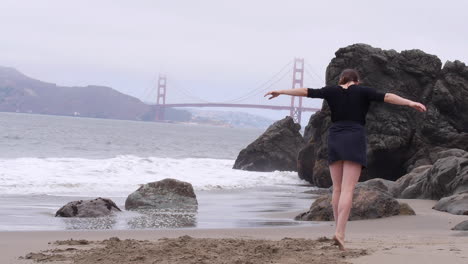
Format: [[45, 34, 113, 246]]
[[155, 74, 167, 121], [290, 58, 304, 124]]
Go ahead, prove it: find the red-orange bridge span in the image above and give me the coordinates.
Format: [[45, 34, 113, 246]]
[[156, 103, 321, 112]]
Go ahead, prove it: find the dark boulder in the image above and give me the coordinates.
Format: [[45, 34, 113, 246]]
[[295, 186, 414, 221], [452, 220, 468, 231], [125, 178, 198, 211], [55, 198, 121, 218], [356, 178, 398, 196], [420, 156, 468, 199], [295, 194, 334, 221], [233, 116, 305, 172], [299, 44, 468, 187], [433, 192, 468, 215]]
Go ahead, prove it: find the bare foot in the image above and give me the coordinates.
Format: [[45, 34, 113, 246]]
[[333, 235, 345, 251], [332, 235, 339, 245]]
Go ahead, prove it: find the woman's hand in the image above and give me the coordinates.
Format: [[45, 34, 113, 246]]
[[264, 91, 281, 100], [384, 93, 427, 113], [409, 101, 427, 112], [264, 88, 307, 98]]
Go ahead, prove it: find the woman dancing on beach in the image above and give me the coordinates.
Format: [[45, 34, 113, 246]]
[[264, 69, 426, 250]]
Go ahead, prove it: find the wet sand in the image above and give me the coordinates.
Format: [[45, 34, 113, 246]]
[[0, 187, 315, 231], [1, 199, 467, 263]]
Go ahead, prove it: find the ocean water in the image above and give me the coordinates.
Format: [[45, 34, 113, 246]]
[[0, 112, 316, 231]]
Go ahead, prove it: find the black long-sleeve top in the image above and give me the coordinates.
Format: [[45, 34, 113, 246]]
[[307, 85, 386, 125]]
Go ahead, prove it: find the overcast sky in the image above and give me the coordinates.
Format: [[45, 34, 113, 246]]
[[0, 0, 467, 124]]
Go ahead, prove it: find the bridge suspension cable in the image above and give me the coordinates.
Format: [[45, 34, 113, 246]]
[[218, 59, 294, 103], [159, 60, 294, 104], [150, 57, 324, 124], [140, 74, 161, 103], [304, 61, 325, 86], [224, 68, 292, 104], [167, 77, 212, 103]]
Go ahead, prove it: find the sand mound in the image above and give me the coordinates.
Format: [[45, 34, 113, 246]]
[[23, 236, 367, 264]]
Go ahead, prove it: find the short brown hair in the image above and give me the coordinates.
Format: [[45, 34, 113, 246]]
[[338, 69, 360, 85]]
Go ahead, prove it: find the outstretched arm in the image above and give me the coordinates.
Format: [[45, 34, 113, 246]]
[[264, 88, 307, 100], [384, 93, 427, 112]]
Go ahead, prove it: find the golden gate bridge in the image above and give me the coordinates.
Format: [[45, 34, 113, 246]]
[[148, 58, 324, 124]]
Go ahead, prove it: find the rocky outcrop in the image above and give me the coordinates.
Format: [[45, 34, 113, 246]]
[[433, 192, 468, 215], [55, 198, 121, 217], [233, 116, 305, 172], [299, 44, 468, 187], [452, 220, 468, 231], [406, 148, 468, 172], [396, 152, 468, 199], [393, 165, 432, 198], [125, 178, 198, 211], [295, 187, 414, 221], [299, 148, 468, 218]]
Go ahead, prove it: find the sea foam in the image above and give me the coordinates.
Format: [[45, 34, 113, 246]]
[[0, 156, 306, 196]]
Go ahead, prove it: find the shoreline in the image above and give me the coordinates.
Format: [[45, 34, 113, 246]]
[[1, 199, 467, 263], [0, 186, 315, 231]]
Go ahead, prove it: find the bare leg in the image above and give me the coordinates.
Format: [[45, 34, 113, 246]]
[[329, 160, 344, 226], [334, 160, 362, 250]]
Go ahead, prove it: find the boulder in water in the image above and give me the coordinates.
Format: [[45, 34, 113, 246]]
[[125, 178, 198, 211], [55, 198, 121, 218], [233, 116, 305, 172]]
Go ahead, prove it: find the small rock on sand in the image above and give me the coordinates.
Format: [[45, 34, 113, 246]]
[[452, 220, 468, 231], [295, 186, 414, 221]]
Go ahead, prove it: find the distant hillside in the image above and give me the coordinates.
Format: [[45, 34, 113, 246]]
[[0, 66, 276, 127], [0, 66, 191, 121], [0, 66, 147, 120]]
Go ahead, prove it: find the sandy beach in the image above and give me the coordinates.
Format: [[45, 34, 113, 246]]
[[2, 2, 468, 263], [1, 199, 466, 264]]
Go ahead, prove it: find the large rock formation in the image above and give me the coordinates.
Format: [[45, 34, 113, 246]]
[[55, 198, 121, 218], [299, 44, 468, 187], [125, 178, 198, 211], [233, 116, 305, 172], [295, 186, 414, 221]]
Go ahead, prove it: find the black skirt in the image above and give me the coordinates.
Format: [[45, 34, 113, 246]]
[[327, 120, 367, 168]]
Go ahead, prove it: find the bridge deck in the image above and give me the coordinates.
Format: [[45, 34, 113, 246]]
[[153, 103, 320, 112]]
